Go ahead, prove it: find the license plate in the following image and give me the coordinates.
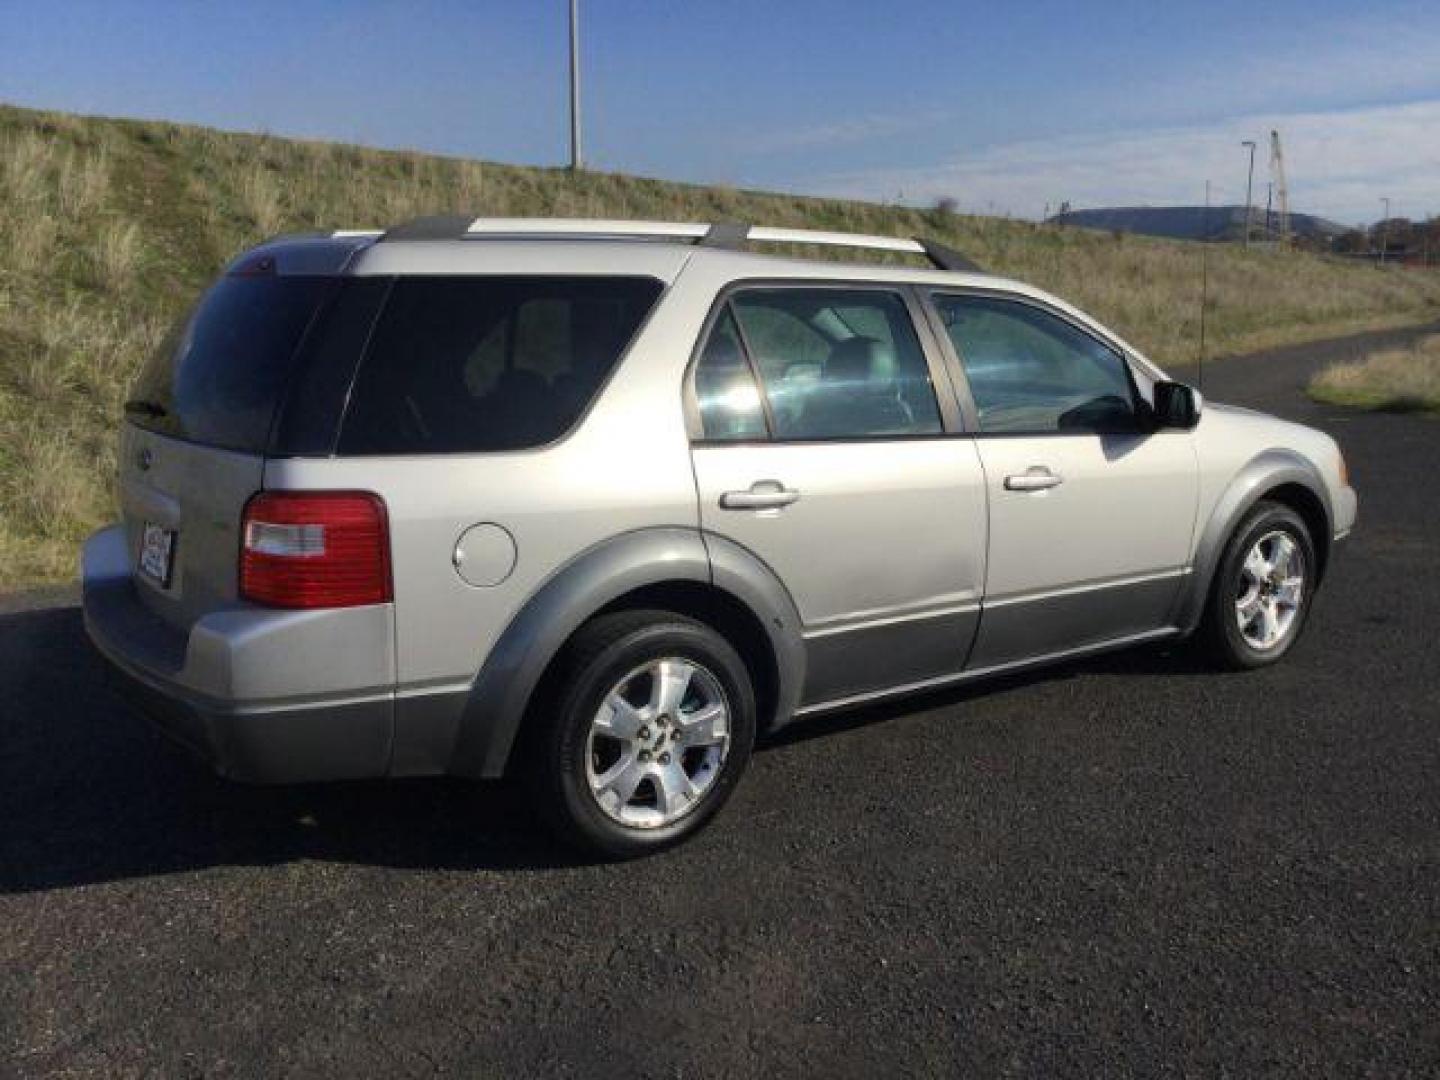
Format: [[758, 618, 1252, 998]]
[[138, 522, 176, 587]]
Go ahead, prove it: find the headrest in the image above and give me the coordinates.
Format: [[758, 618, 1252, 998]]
[[826, 336, 894, 382]]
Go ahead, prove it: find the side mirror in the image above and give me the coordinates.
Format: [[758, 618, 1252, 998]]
[[1152, 380, 1202, 430]]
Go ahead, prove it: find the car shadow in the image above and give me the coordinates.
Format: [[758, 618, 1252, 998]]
[[0, 605, 592, 894], [763, 636, 1214, 749], [1, 602, 1213, 893]]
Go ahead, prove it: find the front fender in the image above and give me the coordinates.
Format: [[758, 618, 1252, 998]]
[[1173, 448, 1334, 633]]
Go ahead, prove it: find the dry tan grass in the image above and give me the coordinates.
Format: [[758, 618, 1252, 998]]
[[1, 100, 1439, 588], [1309, 334, 1440, 413], [0, 129, 54, 209], [56, 145, 110, 219], [91, 219, 142, 287], [0, 130, 61, 276], [238, 162, 285, 235], [4, 212, 59, 274]]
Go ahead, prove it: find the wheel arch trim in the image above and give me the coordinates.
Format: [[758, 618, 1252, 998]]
[[1175, 448, 1334, 633], [447, 527, 805, 778]]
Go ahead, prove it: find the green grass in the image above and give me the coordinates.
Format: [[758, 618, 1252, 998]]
[[3, 101, 1440, 587], [1308, 334, 1440, 414]]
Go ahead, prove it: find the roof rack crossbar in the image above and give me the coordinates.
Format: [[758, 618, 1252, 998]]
[[375, 216, 984, 272]]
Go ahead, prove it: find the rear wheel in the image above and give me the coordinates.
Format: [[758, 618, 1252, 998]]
[[1204, 501, 1316, 669], [530, 610, 756, 858]]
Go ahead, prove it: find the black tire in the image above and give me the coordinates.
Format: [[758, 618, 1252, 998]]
[[528, 609, 756, 858], [1202, 500, 1317, 670]]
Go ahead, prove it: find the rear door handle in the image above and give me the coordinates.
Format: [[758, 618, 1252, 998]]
[[720, 480, 801, 511], [1003, 466, 1063, 492]]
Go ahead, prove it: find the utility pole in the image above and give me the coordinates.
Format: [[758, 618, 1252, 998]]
[[1241, 140, 1257, 248], [568, 0, 583, 171], [1379, 196, 1391, 265], [1269, 131, 1291, 247]]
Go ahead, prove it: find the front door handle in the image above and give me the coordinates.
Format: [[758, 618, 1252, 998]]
[[720, 480, 801, 511], [1004, 466, 1063, 492]]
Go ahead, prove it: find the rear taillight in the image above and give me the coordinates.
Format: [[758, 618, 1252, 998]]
[[240, 491, 391, 609]]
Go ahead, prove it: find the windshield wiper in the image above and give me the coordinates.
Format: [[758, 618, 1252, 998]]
[[123, 399, 167, 418]]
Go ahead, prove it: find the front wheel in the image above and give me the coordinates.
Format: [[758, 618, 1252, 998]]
[[1203, 500, 1316, 669], [530, 610, 756, 858]]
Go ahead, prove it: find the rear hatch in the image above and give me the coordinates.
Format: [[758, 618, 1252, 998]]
[[120, 268, 339, 630]]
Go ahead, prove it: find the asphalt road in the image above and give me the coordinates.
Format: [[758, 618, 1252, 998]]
[[3, 323, 1438, 1077]]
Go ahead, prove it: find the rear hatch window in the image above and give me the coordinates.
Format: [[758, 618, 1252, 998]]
[[337, 276, 663, 454], [129, 274, 334, 452]]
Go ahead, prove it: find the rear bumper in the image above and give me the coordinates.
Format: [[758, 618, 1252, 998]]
[[82, 525, 396, 783]]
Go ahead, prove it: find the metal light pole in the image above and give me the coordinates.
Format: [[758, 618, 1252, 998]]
[[1379, 196, 1391, 265], [1241, 140, 1257, 248], [568, 0, 583, 171]]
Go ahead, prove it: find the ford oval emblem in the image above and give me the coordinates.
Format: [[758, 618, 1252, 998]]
[[137, 447, 153, 471]]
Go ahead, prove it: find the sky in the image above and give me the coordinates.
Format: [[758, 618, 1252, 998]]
[[2, 0, 1437, 227]]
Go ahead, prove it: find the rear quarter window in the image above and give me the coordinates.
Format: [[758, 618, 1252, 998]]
[[338, 276, 663, 454]]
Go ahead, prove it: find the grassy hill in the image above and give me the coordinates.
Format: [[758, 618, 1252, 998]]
[[3, 101, 1440, 587]]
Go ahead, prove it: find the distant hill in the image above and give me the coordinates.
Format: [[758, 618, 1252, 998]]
[[1050, 205, 1346, 242]]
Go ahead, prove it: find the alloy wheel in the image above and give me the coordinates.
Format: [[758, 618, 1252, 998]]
[[1234, 529, 1306, 650], [584, 658, 731, 829]]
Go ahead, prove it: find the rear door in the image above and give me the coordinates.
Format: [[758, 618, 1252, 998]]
[[687, 284, 988, 708], [925, 291, 1199, 669]]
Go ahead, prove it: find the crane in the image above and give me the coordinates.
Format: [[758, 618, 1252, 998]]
[[1269, 130, 1291, 247]]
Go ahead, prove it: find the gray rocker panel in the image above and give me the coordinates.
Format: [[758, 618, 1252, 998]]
[[800, 606, 980, 705]]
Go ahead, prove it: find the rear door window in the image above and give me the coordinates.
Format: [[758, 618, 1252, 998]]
[[338, 276, 663, 454], [130, 275, 334, 452], [728, 288, 943, 440]]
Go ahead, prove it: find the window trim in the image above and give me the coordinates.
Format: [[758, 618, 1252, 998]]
[[272, 275, 394, 457], [720, 300, 781, 438], [683, 279, 966, 446], [921, 287, 1157, 439]]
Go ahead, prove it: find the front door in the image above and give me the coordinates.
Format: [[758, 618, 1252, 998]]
[[688, 285, 988, 707], [927, 291, 1200, 670]]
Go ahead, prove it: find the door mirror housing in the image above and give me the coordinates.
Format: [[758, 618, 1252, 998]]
[[1152, 380, 1202, 430]]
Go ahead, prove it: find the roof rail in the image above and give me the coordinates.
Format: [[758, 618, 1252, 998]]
[[915, 238, 985, 274], [370, 216, 984, 272]]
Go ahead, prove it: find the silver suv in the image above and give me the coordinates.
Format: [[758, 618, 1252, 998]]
[[83, 217, 1357, 856]]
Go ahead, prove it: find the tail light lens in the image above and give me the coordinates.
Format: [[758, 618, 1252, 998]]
[[240, 491, 391, 608]]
